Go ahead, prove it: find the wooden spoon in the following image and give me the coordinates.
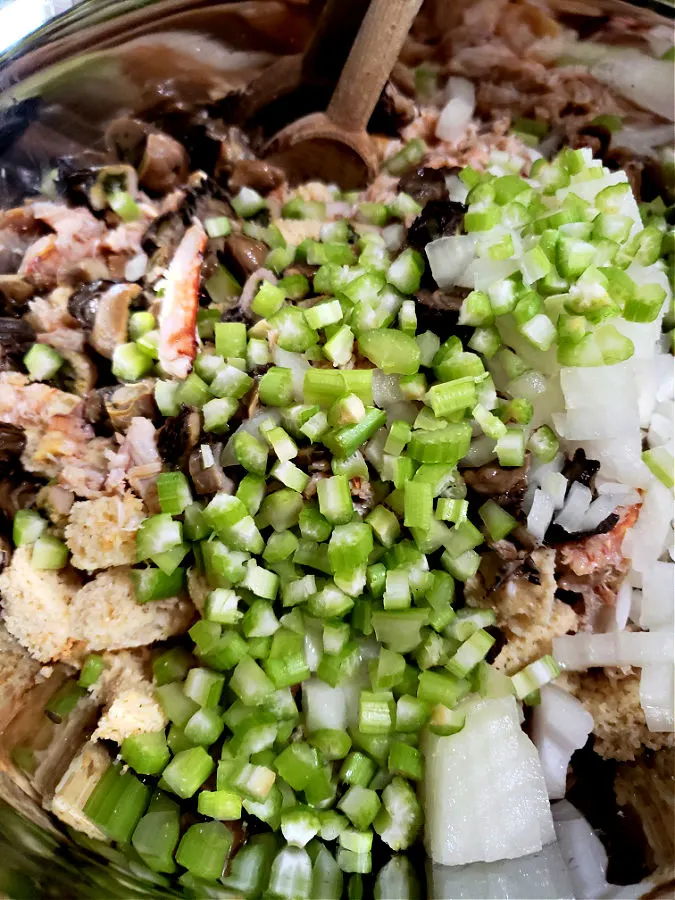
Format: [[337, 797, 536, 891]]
[[265, 0, 424, 189], [236, 0, 371, 128]]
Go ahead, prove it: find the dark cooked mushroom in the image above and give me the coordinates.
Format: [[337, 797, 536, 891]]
[[0, 316, 35, 370], [58, 349, 97, 397], [228, 159, 285, 195], [407, 200, 466, 252], [88, 165, 139, 212], [0, 423, 25, 465], [462, 457, 530, 510], [89, 283, 142, 359], [562, 449, 600, 490], [0, 533, 10, 571], [414, 287, 469, 338], [222, 235, 269, 283], [0, 475, 38, 521], [158, 408, 202, 466], [67, 280, 113, 329], [0, 274, 35, 316], [399, 166, 457, 205], [139, 133, 189, 194], [105, 117, 151, 168], [104, 380, 157, 432], [188, 443, 231, 494]]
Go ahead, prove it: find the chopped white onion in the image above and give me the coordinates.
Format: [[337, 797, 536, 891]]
[[580, 495, 620, 531], [382, 222, 405, 252], [302, 679, 346, 732], [372, 370, 405, 408], [611, 579, 632, 632], [435, 77, 475, 143], [385, 401, 418, 427], [532, 686, 594, 800], [273, 346, 309, 401], [639, 665, 674, 732], [540, 472, 568, 511], [221, 410, 281, 466], [629, 588, 643, 625], [554, 482, 592, 533], [527, 489, 555, 541], [446, 174, 469, 204], [530, 454, 564, 487], [424, 696, 555, 866], [461, 435, 497, 468], [554, 405, 640, 442], [639, 562, 675, 631], [552, 801, 609, 900], [553, 631, 673, 670], [622, 479, 673, 573], [425, 235, 476, 289], [124, 251, 148, 282]]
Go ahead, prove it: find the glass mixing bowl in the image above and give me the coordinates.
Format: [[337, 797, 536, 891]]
[[0, 1, 672, 897]]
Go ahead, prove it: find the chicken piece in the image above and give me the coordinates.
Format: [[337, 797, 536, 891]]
[[68, 566, 194, 654], [65, 493, 145, 572], [158, 221, 207, 378], [19, 202, 106, 290], [48, 742, 110, 840], [566, 671, 674, 762], [0, 547, 83, 663], [466, 547, 579, 673], [0, 372, 112, 498], [105, 416, 162, 497], [557, 505, 640, 579]]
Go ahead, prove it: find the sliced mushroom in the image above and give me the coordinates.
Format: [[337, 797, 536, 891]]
[[407, 200, 466, 252], [0, 423, 25, 465], [158, 408, 202, 466], [188, 443, 231, 495], [104, 380, 157, 432], [138, 133, 189, 194], [228, 159, 285, 195], [0, 274, 34, 316], [90, 283, 142, 359], [0, 475, 38, 521], [67, 280, 111, 329], [222, 234, 269, 283], [88, 166, 139, 212], [105, 117, 151, 168], [59, 349, 97, 397], [0, 316, 35, 370], [399, 167, 457, 205]]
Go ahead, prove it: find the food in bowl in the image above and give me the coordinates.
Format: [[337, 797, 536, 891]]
[[0, 0, 673, 896]]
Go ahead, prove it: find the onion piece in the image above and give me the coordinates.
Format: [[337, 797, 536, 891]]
[[302, 679, 346, 732], [372, 370, 405, 408], [272, 346, 309, 401], [611, 579, 632, 632], [527, 489, 555, 542], [461, 435, 496, 468], [221, 410, 281, 466], [435, 77, 475, 143], [639, 561, 675, 631], [580, 494, 620, 531], [554, 482, 592, 533], [425, 235, 475, 289], [622, 479, 672, 573], [532, 686, 593, 800], [423, 696, 555, 866], [553, 631, 673, 670], [552, 801, 609, 900], [639, 665, 675, 732]]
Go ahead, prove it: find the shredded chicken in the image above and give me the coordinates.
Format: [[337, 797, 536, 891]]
[[105, 416, 162, 496], [0, 372, 111, 497]]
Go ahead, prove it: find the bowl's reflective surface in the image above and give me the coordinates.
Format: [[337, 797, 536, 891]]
[[0, 1, 672, 897]]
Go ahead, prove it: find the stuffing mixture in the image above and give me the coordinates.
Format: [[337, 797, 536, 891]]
[[0, 0, 673, 894]]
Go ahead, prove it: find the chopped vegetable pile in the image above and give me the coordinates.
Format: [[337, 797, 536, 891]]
[[1, 10, 674, 896]]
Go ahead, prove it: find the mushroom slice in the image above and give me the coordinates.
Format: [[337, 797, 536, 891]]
[[90, 282, 142, 359], [105, 117, 151, 167], [59, 349, 97, 397], [139, 133, 189, 194], [158, 222, 207, 379], [88, 165, 139, 212], [104, 380, 156, 433]]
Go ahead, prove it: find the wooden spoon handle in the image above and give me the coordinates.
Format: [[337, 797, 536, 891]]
[[303, 0, 371, 83], [326, 0, 423, 133]]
